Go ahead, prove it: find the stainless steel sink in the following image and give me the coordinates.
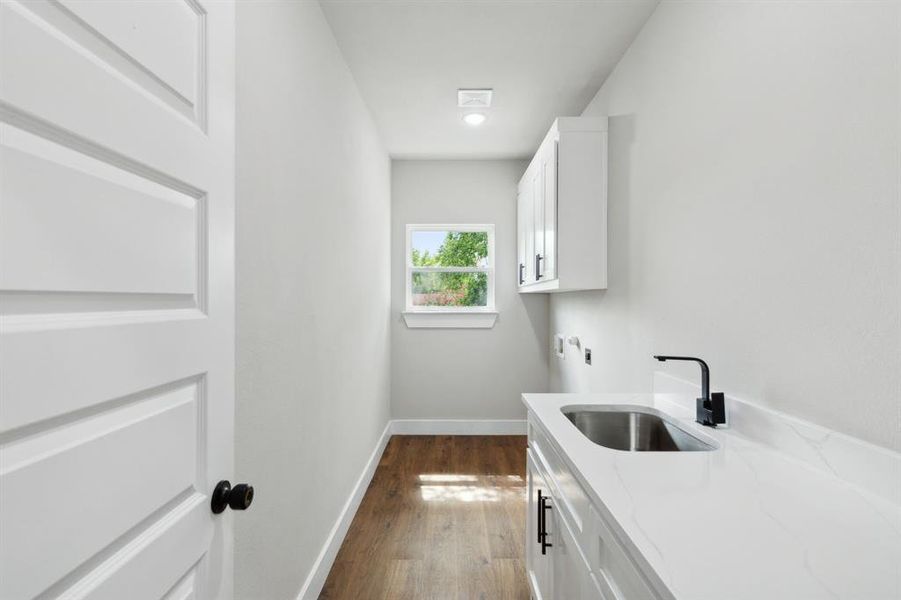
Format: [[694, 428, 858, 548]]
[[562, 406, 716, 452]]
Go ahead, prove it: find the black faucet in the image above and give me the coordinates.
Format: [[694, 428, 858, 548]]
[[653, 355, 726, 427]]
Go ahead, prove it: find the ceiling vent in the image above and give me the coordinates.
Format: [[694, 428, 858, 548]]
[[457, 89, 493, 109]]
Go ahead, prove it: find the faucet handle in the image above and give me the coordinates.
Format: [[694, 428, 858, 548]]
[[696, 392, 726, 427]]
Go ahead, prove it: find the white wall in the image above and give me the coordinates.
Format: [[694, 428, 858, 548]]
[[235, 2, 392, 598], [550, 1, 901, 451], [391, 160, 549, 421]]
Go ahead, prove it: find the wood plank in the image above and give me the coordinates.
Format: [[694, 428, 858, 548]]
[[320, 435, 528, 600], [381, 559, 422, 600], [453, 437, 501, 600]]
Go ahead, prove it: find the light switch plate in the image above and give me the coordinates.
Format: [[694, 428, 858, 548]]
[[554, 334, 565, 359]]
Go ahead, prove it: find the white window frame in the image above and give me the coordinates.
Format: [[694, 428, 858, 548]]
[[403, 224, 497, 328]]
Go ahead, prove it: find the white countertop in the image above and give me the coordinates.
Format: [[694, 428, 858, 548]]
[[523, 392, 901, 600]]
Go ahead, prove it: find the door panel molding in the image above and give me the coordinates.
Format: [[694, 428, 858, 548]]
[[5, 0, 208, 129]]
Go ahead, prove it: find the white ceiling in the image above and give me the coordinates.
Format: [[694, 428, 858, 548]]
[[320, 0, 658, 159]]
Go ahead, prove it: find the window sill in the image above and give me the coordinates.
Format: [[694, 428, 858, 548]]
[[402, 311, 498, 329]]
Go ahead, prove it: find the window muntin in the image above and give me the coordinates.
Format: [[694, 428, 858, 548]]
[[405, 224, 495, 312]]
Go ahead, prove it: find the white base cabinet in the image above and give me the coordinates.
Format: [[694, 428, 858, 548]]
[[527, 450, 607, 599], [517, 117, 607, 294], [526, 417, 665, 600], [526, 452, 553, 599]]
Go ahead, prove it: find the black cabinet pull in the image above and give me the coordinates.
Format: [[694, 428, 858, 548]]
[[535, 254, 543, 280], [537, 489, 553, 554], [519, 263, 525, 285]]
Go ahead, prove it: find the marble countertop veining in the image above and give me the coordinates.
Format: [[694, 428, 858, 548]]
[[523, 392, 901, 600]]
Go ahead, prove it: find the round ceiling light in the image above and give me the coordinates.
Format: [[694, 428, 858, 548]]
[[462, 112, 487, 126]]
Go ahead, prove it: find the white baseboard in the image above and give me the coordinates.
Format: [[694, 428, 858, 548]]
[[390, 419, 527, 435], [295, 417, 528, 599], [295, 420, 392, 600]]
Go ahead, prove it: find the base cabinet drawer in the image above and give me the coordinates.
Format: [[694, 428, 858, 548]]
[[589, 572, 618, 600], [529, 418, 590, 532], [551, 499, 606, 599], [585, 504, 659, 599]]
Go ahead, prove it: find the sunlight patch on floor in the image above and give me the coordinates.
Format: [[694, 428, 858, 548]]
[[417, 473, 525, 502]]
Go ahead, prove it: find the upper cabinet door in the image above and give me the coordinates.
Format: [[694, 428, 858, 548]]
[[520, 171, 536, 284], [532, 163, 545, 282], [528, 137, 557, 284], [541, 140, 558, 281], [516, 191, 526, 286]]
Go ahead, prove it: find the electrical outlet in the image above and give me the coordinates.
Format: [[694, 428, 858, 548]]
[[584, 348, 592, 365]]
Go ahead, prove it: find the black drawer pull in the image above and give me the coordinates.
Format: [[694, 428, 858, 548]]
[[537, 489, 553, 554]]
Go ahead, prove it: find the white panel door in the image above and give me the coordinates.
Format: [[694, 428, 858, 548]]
[[0, 0, 236, 598]]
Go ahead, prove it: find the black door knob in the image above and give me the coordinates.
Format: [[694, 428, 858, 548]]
[[211, 480, 254, 514]]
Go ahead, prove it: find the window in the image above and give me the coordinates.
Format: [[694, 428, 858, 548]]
[[404, 224, 496, 327]]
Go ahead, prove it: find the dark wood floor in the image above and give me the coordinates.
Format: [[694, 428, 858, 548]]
[[320, 435, 529, 600]]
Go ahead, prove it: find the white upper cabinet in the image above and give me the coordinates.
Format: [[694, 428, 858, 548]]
[[517, 117, 607, 293]]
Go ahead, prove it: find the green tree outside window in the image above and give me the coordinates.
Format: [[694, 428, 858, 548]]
[[412, 231, 489, 307]]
